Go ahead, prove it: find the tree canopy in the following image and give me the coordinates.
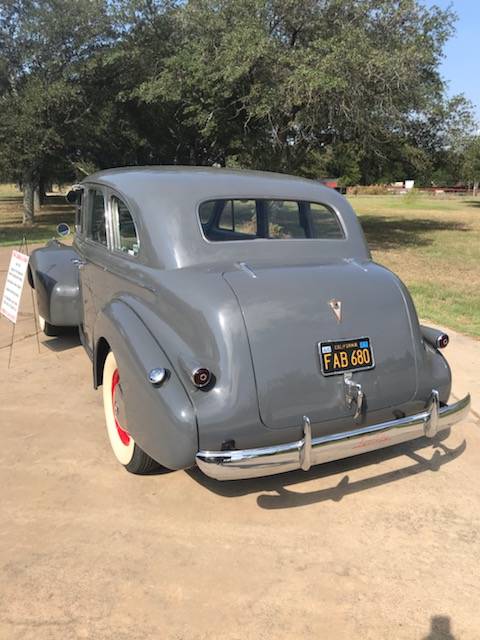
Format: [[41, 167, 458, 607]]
[[0, 0, 476, 221]]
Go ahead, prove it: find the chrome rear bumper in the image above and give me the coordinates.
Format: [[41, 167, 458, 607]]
[[196, 393, 471, 481]]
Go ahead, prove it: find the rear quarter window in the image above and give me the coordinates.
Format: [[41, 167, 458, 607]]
[[111, 196, 140, 257]]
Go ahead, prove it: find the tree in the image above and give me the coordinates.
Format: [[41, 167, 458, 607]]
[[128, 0, 474, 182], [0, 0, 475, 216], [463, 137, 480, 196], [0, 0, 116, 222]]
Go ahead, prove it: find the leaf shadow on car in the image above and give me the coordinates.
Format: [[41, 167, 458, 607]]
[[359, 215, 470, 251], [187, 430, 466, 509]]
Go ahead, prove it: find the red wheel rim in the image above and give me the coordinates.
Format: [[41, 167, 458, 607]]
[[111, 368, 130, 446]]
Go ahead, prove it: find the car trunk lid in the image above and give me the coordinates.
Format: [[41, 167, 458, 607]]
[[223, 260, 418, 429]]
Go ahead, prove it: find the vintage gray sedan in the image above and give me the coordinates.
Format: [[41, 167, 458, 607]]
[[28, 167, 470, 479]]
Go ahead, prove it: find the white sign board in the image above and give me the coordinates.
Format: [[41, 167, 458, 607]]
[[0, 250, 30, 323]]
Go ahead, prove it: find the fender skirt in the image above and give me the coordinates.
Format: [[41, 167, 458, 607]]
[[94, 301, 198, 470]]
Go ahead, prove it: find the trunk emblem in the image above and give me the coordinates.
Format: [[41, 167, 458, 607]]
[[328, 299, 342, 323]]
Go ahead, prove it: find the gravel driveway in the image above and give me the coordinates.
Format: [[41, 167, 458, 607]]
[[0, 245, 478, 640]]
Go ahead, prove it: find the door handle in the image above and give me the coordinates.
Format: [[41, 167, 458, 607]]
[[71, 258, 87, 269]]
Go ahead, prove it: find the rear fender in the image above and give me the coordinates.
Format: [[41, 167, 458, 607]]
[[418, 342, 452, 405], [29, 240, 82, 326], [94, 300, 198, 470]]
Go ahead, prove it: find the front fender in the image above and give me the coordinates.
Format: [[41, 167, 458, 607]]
[[94, 300, 198, 470]]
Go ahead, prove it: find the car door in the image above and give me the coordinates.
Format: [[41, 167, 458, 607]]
[[99, 190, 147, 307], [76, 185, 111, 351]]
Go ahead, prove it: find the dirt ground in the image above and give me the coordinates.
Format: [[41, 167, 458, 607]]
[[0, 245, 479, 640]]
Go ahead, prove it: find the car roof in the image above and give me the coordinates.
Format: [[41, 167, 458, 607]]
[[82, 165, 333, 200], [80, 166, 369, 269]]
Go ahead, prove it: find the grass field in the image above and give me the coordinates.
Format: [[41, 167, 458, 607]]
[[0, 184, 74, 247], [0, 185, 479, 337], [349, 193, 480, 338]]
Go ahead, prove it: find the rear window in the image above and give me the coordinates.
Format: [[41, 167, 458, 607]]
[[199, 199, 344, 241]]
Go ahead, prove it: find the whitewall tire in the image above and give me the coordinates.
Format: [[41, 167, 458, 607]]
[[102, 351, 160, 474]]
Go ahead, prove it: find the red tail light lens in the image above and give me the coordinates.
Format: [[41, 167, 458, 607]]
[[436, 334, 449, 349]]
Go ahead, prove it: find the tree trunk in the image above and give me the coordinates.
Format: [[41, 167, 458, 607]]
[[34, 176, 48, 210], [39, 176, 48, 204], [23, 177, 35, 224], [34, 183, 41, 213], [474, 181, 479, 197]]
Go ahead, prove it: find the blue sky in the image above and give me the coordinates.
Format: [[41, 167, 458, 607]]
[[424, 0, 480, 122]]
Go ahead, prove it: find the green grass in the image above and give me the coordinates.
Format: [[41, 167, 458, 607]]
[[349, 193, 480, 338], [0, 183, 22, 198], [0, 187, 74, 247]]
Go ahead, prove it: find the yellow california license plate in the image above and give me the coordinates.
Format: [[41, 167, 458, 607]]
[[319, 337, 375, 376]]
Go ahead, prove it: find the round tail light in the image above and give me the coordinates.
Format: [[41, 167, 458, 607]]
[[192, 367, 212, 388], [436, 334, 449, 349]]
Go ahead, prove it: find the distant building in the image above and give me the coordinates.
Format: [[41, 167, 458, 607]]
[[319, 177, 339, 189]]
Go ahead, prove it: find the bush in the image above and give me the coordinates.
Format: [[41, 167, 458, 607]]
[[347, 185, 391, 195]]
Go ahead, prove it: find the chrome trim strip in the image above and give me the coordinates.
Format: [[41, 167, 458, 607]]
[[196, 394, 471, 481], [237, 262, 257, 279]]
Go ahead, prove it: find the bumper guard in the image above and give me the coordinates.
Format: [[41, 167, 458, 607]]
[[196, 392, 471, 481]]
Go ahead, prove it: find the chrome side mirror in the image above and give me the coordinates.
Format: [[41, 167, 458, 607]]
[[66, 185, 82, 204]]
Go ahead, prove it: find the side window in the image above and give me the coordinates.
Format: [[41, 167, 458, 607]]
[[218, 200, 257, 235], [267, 201, 305, 239], [309, 202, 344, 239], [88, 189, 107, 246], [199, 200, 215, 226], [112, 196, 140, 257], [218, 201, 233, 230]]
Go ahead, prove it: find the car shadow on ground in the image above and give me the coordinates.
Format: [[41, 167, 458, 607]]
[[359, 215, 470, 251], [187, 431, 466, 509], [42, 329, 81, 352]]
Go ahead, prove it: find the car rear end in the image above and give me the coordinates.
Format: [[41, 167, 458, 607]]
[[183, 189, 470, 479]]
